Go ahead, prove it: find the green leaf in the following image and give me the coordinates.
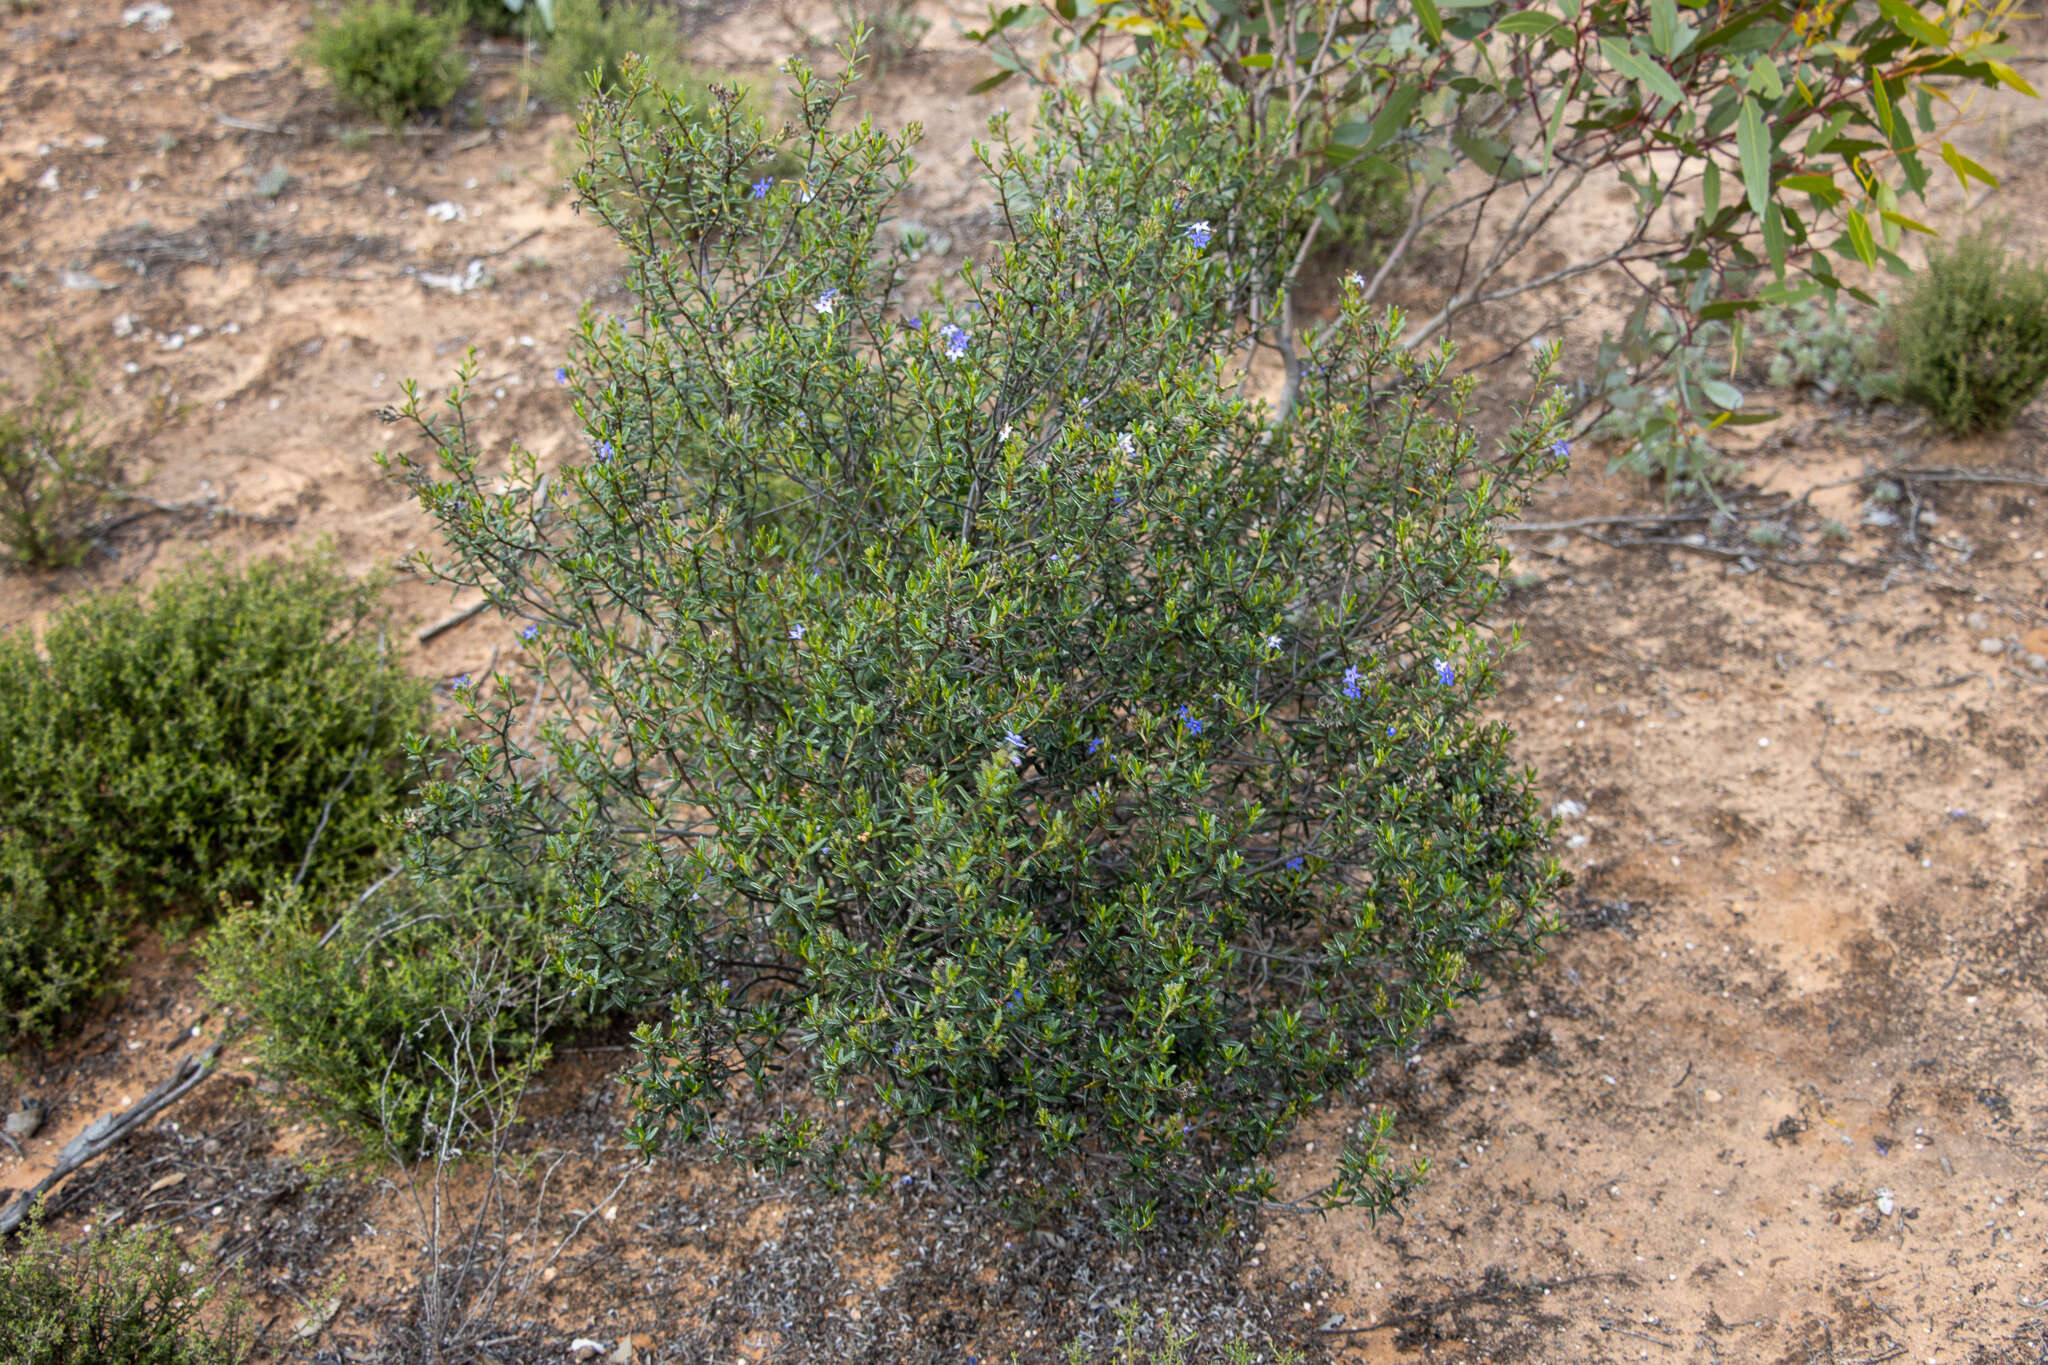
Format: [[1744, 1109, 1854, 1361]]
[[1495, 10, 1570, 41], [1876, 0, 1949, 47], [1413, 0, 1444, 45], [968, 69, 1017, 94], [1650, 0, 1678, 56], [1746, 58, 1782, 98], [1699, 378, 1743, 410], [1542, 72, 1576, 168], [1762, 201, 1788, 276], [1939, 140, 1998, 189], [1702, 159, 1721, 218], [1986, 60, 2038, 97], [1879, 208, 1937, 235], [1697, 297, 1763, 320], [1736, 96, 1771, 218], [1843, 207, 1877, 267], [1239, 52, 1274, 68]]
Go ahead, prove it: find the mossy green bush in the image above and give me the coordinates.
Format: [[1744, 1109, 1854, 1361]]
[[308, 2, 469, 130], [204, 853, 583, 1155], [386, 55, 1569, 1234], [0, 551, 426, 1044], [0, 344, 119, 572], [1890, 231, 2048, 435], [0, 1216, 249, 1365]]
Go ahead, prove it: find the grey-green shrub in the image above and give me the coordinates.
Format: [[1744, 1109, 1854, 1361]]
[[1890, 231, 2048, 435], [203, 854, 581, 1155], [0, 1216, 249, 1365], [0, 551, 426, 1043], [1753, 296, 1895, 405], [383, 56, 1569, 1234], [308, 2, 468, 130], [0, 344, 118, 571]]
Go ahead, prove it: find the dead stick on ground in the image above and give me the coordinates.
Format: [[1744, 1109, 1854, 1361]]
[[1318, 1272, 1631, 1334], [418, 598, 491, 643], [0, 1041, 224, 1237]]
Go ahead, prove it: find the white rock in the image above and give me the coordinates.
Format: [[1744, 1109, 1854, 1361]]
[[1552, 799, 1587, 820], [122, 3, 173, 31], [1978, 637, 2006, 655], [1965, 611, 1992, 633], [1875, 1189, 1895, 1216], [37, 166, 60, 192], [2025, 653, 2048, 674], [112, 313, 135, 337], [425, 200, 467, 222], [568, 1341, 605, 1362]]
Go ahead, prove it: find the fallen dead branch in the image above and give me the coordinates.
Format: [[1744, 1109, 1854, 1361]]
[[0, 1041, 223, 1237]]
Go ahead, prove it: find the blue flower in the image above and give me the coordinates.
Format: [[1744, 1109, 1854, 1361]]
[[789, 623, 806, 641], [1179, 705, 1201, 736], [595, 438, 614, 462], [1184, 220, 1214, 249], [1005, 988, 1023, 1011], [1285, 856, 1304, 871], [814, 287, 839, 316], [1342, 665, 1362, 699], [554, 366, 568, 386], [1265, 633, 1282, 650], [1433, 657, 1456, 687], [1386, 723, 1398, 737], [451, 674, 471, 691], [901, 1174, 914, 1187], [1551, 438, 1572, 459], [903, 314, 922, 330], [1004, 730, 1025, 749], [750, 177, 772, 199], [940, 323, 970, 360], [1087, 737, 1103, 756], [521, 624, 539, 641]]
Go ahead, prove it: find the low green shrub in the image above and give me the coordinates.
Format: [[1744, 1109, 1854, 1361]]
[[0, 1215, 250, 1365], [0, 343, 118, 571], [1890, 231, 2048, 435], [386, 55, 1569, 1234], [832, 0, 929, 71], [307, 2, 469, 130], [0, 551, 426, 1043], [534, 0, 705, 115], [1589, 311, 1742, 497], [203, 852, 582, 1155]]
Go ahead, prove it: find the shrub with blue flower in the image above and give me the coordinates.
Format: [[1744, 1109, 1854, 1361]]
[[386, 53, 1569, 1236]]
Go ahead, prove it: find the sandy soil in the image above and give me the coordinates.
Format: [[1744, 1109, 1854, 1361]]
[[2, 0, 2045, 1361]]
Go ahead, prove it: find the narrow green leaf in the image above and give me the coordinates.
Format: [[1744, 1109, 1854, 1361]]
[[1987, 60, 2038, 97], [1876, 0, 1949, 47], [968, 69, 1017, 94], [1879, 208, 1937, 235], [1762, 201, 1787, 276], [1844, 207, 1877, 267], [1414, 0, 1444, 46], [1239, 52, 1274, 68], [1702, 159, 1721, 218], [1736, 96, 1771, 218], [1542, 71, 1576, 169], [1940, 140, 1998, 189], [1650, 0, 1678, 56]]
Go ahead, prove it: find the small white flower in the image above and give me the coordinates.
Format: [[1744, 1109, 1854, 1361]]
[[1116, 431, 1137, 460], [813, 288, 839, 315], [999, 423, 1014, 442], [1265, 633, 1282, 650], [1345, 271, 1365, 288], [789, 624, 806, 641]]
